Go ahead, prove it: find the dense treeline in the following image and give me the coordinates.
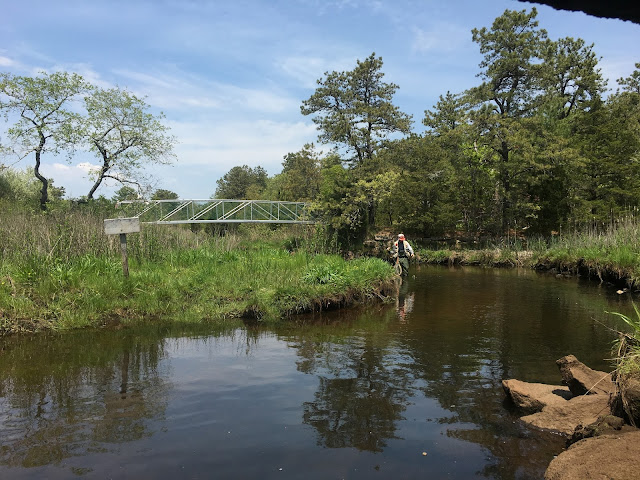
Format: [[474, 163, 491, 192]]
[[1, 8, 639, 251], [217, 8, 640, 248]]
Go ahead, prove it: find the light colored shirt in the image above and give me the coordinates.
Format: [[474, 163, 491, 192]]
[[391, 240, 414, 258]]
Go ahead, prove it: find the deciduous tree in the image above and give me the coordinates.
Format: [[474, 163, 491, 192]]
[[279, 144, 321, 201], [151, 188, 179, 200], [82, 87, 176, 199], [0, 71, 88, 209], [214, 165, 268, 199], [112, 186, 138, 202]]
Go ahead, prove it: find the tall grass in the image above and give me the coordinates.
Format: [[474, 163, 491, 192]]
[[607, 304, 640, 375], [530, 217, 640, 283], [413, 216, 640, 284], [0, 206, 394, 334]]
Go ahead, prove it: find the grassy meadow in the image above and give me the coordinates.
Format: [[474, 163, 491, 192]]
[[0, 207, 395, 335]]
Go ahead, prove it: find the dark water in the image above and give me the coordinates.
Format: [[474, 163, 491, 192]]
[[0, 265, 635, 480]]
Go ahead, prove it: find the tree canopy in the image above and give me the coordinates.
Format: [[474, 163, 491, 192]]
[[82, 86, 176, 200], [0, 71, 88, 209], [2, 8, 639, 246], [214, 165, 268, 199], [301, 53, 412, 166], [0, 71, 176, 208]]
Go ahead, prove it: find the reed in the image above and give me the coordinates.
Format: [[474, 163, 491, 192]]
[[0, 206, 394, 334], [412, 216, 640, 284], [607, 304, 640, 375]]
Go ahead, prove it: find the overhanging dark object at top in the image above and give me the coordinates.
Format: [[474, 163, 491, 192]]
[[518, 1, 640, 24]]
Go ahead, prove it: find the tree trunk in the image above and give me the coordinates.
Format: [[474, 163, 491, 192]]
[[499, 140, 511, 233], [87, 157, 110, 200], [33, 135, 48, 210]]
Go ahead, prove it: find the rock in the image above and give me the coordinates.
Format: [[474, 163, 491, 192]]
[[612, 372, 640, 427], [556, 355, 616, 396], [544, 430, 640, 480], [502, 379, 573, 414], [568, 415, 625, 445], [374, 233, 392, 242], [521, 394, 611, 436]]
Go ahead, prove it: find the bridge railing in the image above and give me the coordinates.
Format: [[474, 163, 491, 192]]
[[115, 199, 316, 224]]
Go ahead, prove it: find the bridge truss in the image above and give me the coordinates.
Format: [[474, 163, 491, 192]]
[[115, 199, 316, 225]]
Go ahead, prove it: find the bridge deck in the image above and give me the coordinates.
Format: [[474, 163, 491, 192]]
[[115, 199, 316, 225]]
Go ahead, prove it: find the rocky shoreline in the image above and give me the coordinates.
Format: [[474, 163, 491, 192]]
[[503, 355, 640, 480]]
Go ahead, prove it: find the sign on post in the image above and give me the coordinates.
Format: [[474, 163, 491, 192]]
[[104, 217, 140, 276]]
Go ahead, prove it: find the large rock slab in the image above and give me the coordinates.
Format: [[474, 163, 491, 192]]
[[502, 379, 573, 413], [545, 430, 640, 480], [521, 394, 611, 436], [556, 355, 615, 396]]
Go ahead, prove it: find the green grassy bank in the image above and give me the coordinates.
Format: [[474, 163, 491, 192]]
[[414, 219, 640, 288], [0, 208, 395, 335]]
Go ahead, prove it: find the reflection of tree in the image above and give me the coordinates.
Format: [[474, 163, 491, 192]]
[[89, 345, 168, 445], [284, 308, 414, 452], [398, 265, 618, 479], [303, 373, 405, 452], [0, 328, 171, 469]]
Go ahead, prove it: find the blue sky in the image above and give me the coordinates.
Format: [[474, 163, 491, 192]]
[[1, 0, 639, 199]]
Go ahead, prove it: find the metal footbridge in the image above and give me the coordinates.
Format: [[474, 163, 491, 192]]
[[115, 199, 316, 225]]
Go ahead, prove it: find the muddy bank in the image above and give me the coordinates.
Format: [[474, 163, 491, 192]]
[[503, 355, 640, 479]]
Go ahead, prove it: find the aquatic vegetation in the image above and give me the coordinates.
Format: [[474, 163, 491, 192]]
[[607, 304, 640, 375]]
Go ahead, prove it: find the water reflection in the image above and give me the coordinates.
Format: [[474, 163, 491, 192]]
[[0, 330, 170, 471], [0, 267, 635, 479], [396, 277, 415, 323], [300, 336, 413, 451]]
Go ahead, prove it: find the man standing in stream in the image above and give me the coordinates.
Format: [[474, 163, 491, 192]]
[[391, 233, 414, 276]]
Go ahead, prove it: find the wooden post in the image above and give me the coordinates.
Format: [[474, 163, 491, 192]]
[[119, 233, 129, 277], [104, 217, 141, 277]]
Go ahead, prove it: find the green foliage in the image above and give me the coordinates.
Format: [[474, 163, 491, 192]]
[[0, 71, 176, 207], [2, 10, 640, 246], [618, 62, 640, 95], [418, 249, 453, 263], [302, 258, 346, 286], [0, 235, 394, 332], [112, 186, 138, 201], [312, 153, 369, 248], [608, 304, 640, 336], [607, 304, 640, 374], [277, 144, 321, 201], [82, 86, 177, 199], [539, 36, 606, 120], [215, 165, 268, 199], [301, 52, 412, 166], [0, 167, 64, 207], [0, 202, 393, 333], [375, 135, 459, 236], [152, 188, 179, 200], [0, 71, 89, 209]]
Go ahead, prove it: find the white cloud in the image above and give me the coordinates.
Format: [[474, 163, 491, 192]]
[[278, 56, 356, 88], [51, 163, 71, 171], [113, 68, 298, 114], [43, 162, 95, 198], [0, 56, 14, 67], [411, 24, 470, 54], [77, 162, 100, 174], [599, 58, 637, 92], [170, 119, 317, 170]]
